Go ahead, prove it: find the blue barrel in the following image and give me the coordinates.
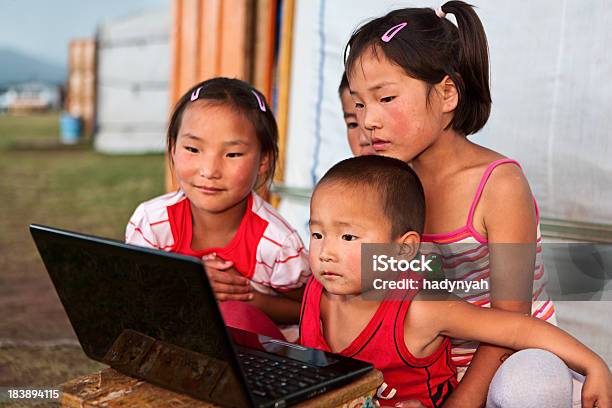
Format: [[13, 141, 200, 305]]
[[60, 113, 81, 144]]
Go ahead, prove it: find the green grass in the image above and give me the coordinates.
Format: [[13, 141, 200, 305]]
[[0, 149, 166, 240], [0, 112, 166, 389], [0, 112, 61, 149], [0, 113, 166, 248]]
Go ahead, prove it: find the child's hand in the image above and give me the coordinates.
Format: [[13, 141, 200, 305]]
[[202, 253, 253, 302], [581, 363, 612, 408]]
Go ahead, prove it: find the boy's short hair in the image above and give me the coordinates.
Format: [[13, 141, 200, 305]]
[[316, 155, 425, 237]]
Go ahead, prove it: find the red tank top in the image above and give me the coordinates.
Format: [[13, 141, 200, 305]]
[[299, 277, 457, 407]]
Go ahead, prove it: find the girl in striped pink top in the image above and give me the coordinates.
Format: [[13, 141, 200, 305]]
[[344, 2, 570, 406]]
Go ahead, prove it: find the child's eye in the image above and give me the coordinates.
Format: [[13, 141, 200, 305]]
[[342, 234, 358, 241], [226, 152, 244, 158], [380, 96, 395, 103], [185, 146, 199, 153], [354, 102, 364, 109], [347, 122, 358, 129], [311, 232, 322, 240]]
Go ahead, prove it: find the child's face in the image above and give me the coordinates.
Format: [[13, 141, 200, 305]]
[[348, 49, 446, 163], [172, 102, 268, 214], [309, 182, 393, 296], [340, 88, 375, 157]]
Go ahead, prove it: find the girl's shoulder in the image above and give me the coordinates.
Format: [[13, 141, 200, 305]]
[[476, 157, 533, 204], [464, 145, 506, 174], [131, 190, 188, 224], [140, 190, 187, 209], [126, 191, 187, 249], [464, 146, 530, 194], [467, 150, 538, 241], [249, 192, 302, 243]]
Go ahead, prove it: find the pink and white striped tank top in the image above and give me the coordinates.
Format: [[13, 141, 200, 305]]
[[421, 159, 556, 378]]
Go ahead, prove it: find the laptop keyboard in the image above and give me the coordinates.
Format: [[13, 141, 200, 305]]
[[237, 351, 335, 400]]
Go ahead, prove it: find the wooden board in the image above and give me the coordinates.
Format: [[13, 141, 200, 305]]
[[166, 0, 259, 192], [67, 38, 97, 138], [61, 367, 383, 408], [253, 0, 277, 100], [269, 0, 295, 208]]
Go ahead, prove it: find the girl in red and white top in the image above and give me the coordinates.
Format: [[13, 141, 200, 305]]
[[126, 78, 310, 338]]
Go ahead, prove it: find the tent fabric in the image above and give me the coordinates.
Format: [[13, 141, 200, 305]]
[[278, 0, 612, 242], [277, 0, 612, 366], [95, 9, 170, 153]]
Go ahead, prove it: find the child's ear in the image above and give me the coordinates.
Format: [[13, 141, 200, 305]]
[[258, 152, 270, 176], [437, 75, 459, 113], [396, 230, 421, 260], [169, 143, 177, 168]]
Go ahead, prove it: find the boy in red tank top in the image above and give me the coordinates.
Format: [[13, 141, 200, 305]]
[[300, 156, 611, 408]]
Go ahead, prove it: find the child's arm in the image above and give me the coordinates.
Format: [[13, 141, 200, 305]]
[[250, 273, 306, 325], [249, 290, 302, 325], [258, 230, 309, 324], [415, 294, 611, 407], [444, 163, 539, 407]]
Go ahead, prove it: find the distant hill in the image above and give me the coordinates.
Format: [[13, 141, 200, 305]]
[[0, 47, 66, 86]]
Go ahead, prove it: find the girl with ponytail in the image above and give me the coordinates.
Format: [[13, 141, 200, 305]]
[[339, 2, 595, 406]]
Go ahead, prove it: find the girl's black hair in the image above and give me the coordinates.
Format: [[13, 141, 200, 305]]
[[338, 72, 349, 97], [167, 77, 278, 188], [345, 1, 491, 136]]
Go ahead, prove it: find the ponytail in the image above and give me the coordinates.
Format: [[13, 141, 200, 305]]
[[439, 1, 491, 135]]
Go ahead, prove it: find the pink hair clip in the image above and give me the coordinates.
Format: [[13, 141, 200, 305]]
[[436, 6, 446, 18], [251, 90, 266, 112], [381, 22, 407, 43], [190, 86, 202, 101]]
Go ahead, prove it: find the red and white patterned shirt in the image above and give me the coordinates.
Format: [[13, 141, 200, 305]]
[[126, 191, 311, 294]]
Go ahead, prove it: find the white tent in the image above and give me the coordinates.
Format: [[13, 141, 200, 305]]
[[278, 0, 612, 242], [277, 0, 612, 364], [94, 9, 170, 153]]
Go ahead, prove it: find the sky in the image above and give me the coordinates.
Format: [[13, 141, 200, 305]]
[[0, 0, 170, 67]]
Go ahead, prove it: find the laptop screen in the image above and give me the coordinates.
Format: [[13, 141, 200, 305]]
[[32, 226, 231, 362]]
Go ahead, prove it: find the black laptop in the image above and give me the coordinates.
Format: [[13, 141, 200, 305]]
[[30, 224, 373, 408]]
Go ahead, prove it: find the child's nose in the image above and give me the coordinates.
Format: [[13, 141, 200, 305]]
[[318, 241, 337, 262], [319, 252, 333, 262], [363, 106, 382, 131], [199, 156, 222, 179]]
